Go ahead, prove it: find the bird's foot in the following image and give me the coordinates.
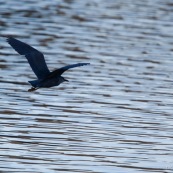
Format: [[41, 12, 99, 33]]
[[28, 87, 38, 92]]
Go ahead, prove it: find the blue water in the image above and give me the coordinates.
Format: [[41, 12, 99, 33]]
[[0, 0, 173, 172]]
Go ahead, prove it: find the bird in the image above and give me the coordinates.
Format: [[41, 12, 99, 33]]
[[7, 37, 90, 92]]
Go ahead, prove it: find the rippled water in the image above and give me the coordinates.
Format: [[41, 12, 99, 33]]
[[1, 0, 173, 172]]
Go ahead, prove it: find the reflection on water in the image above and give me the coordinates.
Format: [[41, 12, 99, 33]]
[[1, 0, 173, 173]]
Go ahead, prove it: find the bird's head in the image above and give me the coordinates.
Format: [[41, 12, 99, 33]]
[[61, 76, 69, 83]]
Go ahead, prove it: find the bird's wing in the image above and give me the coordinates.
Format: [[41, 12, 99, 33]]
[[48, 63, 90, 78], [7, 37, 50, 79]]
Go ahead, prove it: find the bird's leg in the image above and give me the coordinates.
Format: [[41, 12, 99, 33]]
[[28, 87, 38, 92]]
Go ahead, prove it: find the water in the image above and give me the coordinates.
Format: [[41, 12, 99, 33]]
[[0, 0, 173, 172]]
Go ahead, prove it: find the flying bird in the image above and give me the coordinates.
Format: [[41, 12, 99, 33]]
[[7, 37, 90, 92]]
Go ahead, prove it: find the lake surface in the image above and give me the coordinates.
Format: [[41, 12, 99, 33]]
[[0, 0, 173, 172]]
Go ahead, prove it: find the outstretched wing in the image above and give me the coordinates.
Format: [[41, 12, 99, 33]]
[[7, 37, 50, 79], [50, 63, 90, 77]]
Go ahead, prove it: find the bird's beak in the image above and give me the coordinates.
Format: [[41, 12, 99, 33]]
[[65, 79, 69, 82]]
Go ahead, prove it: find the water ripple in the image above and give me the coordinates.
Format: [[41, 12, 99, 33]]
[[1, 0, 173, 173]]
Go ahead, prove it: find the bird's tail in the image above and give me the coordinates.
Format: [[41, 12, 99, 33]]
[[28, 80, 40, 87]]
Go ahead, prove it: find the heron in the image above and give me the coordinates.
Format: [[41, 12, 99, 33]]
[[7, 37, 90, 92]]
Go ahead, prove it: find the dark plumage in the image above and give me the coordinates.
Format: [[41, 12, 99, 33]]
[[7, 37, 90, 92]]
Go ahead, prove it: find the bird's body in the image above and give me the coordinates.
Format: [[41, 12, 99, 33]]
[[29, 76, 66, 88], [7, 37, 89, 91]]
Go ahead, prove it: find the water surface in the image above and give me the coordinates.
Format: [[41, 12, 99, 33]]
[[0, 0, 173, 172]]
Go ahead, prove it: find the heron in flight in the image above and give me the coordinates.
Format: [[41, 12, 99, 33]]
[[7, 37, 89, 92]]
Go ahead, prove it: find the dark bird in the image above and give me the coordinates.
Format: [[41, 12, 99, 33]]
[[7, 37, 90, 92]]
